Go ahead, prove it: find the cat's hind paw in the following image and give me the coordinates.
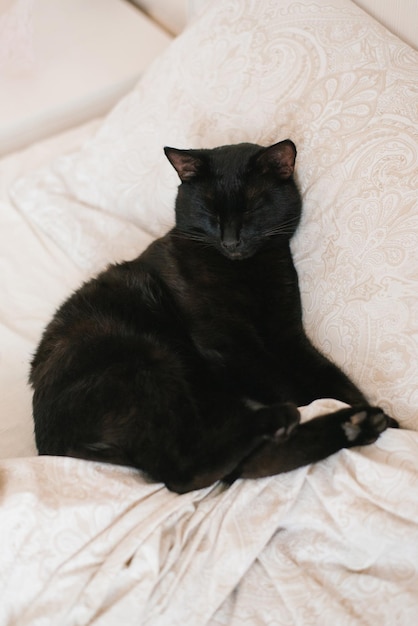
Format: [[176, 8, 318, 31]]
[[342, 406, 398, 447]]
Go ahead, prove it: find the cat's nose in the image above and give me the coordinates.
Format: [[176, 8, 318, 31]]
[[221, 238, 241, 252]]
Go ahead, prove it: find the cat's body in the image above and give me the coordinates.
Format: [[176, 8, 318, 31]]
[[30, 141, 395, 493]]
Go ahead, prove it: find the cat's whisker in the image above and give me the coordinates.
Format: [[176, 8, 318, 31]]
[[261, 217, 300, 238], [171, 230, 208, 244], [262, 228, 297, 238]]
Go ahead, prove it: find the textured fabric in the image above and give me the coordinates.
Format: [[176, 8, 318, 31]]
[[12, 0, 418, 429], [0, 119, 104, 459], [0, 0, 172, 155], [1, 400, 418, 626]]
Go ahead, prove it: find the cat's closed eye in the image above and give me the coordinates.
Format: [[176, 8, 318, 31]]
[[244, 199, 264, 215]]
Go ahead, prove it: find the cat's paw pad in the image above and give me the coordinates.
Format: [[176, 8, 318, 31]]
[[272, 402, 300, 441], [342, 407, 396, 446]]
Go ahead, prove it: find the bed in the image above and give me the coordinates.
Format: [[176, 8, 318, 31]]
[[1, 0, 417, 623]]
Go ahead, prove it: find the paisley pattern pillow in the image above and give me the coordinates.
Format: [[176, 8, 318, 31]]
[[14, 0, 418, 428]]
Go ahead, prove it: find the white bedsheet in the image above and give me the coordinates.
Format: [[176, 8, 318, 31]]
[[1, 400, 418, 626]]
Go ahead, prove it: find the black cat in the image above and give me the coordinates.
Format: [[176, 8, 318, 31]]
[[30, 140, 397, 493]]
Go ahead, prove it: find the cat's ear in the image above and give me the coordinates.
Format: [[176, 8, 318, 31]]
[[164, 147, 203, 182], [256, 140, 297, 179]]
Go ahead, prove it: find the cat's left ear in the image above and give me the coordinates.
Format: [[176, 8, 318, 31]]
[[256, 140, 297, 179], [164, 147, 203, 183]]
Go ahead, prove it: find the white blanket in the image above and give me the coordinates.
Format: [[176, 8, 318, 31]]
[[2, 401, 418, 625]]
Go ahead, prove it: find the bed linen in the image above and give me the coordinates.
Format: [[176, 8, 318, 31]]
[[2, 403, 418, 625], [0, 0, 171, 156], [1, 0, 418, 624], [0, 119, 104, 458]]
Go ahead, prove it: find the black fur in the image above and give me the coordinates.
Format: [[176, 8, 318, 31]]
[[30, 140, 396, 493]]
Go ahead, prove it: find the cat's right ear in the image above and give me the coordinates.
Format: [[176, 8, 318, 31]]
[[256, 140, 297, 179], [164, 147, 203, 183]]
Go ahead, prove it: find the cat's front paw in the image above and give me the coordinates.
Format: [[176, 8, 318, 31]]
[[271, 402, 300, 442], [342, 406, 398, 447], [255, 401, 300, 441]]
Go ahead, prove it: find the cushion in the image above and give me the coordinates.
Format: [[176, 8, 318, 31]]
[[13, 0, 418, 429], [0, 0, 171, 156]]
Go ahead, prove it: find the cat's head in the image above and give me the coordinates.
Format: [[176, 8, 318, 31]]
[[164, 140, 301, 260]]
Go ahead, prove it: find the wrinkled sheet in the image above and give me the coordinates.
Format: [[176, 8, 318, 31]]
[[1, 402, 418, 625]]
